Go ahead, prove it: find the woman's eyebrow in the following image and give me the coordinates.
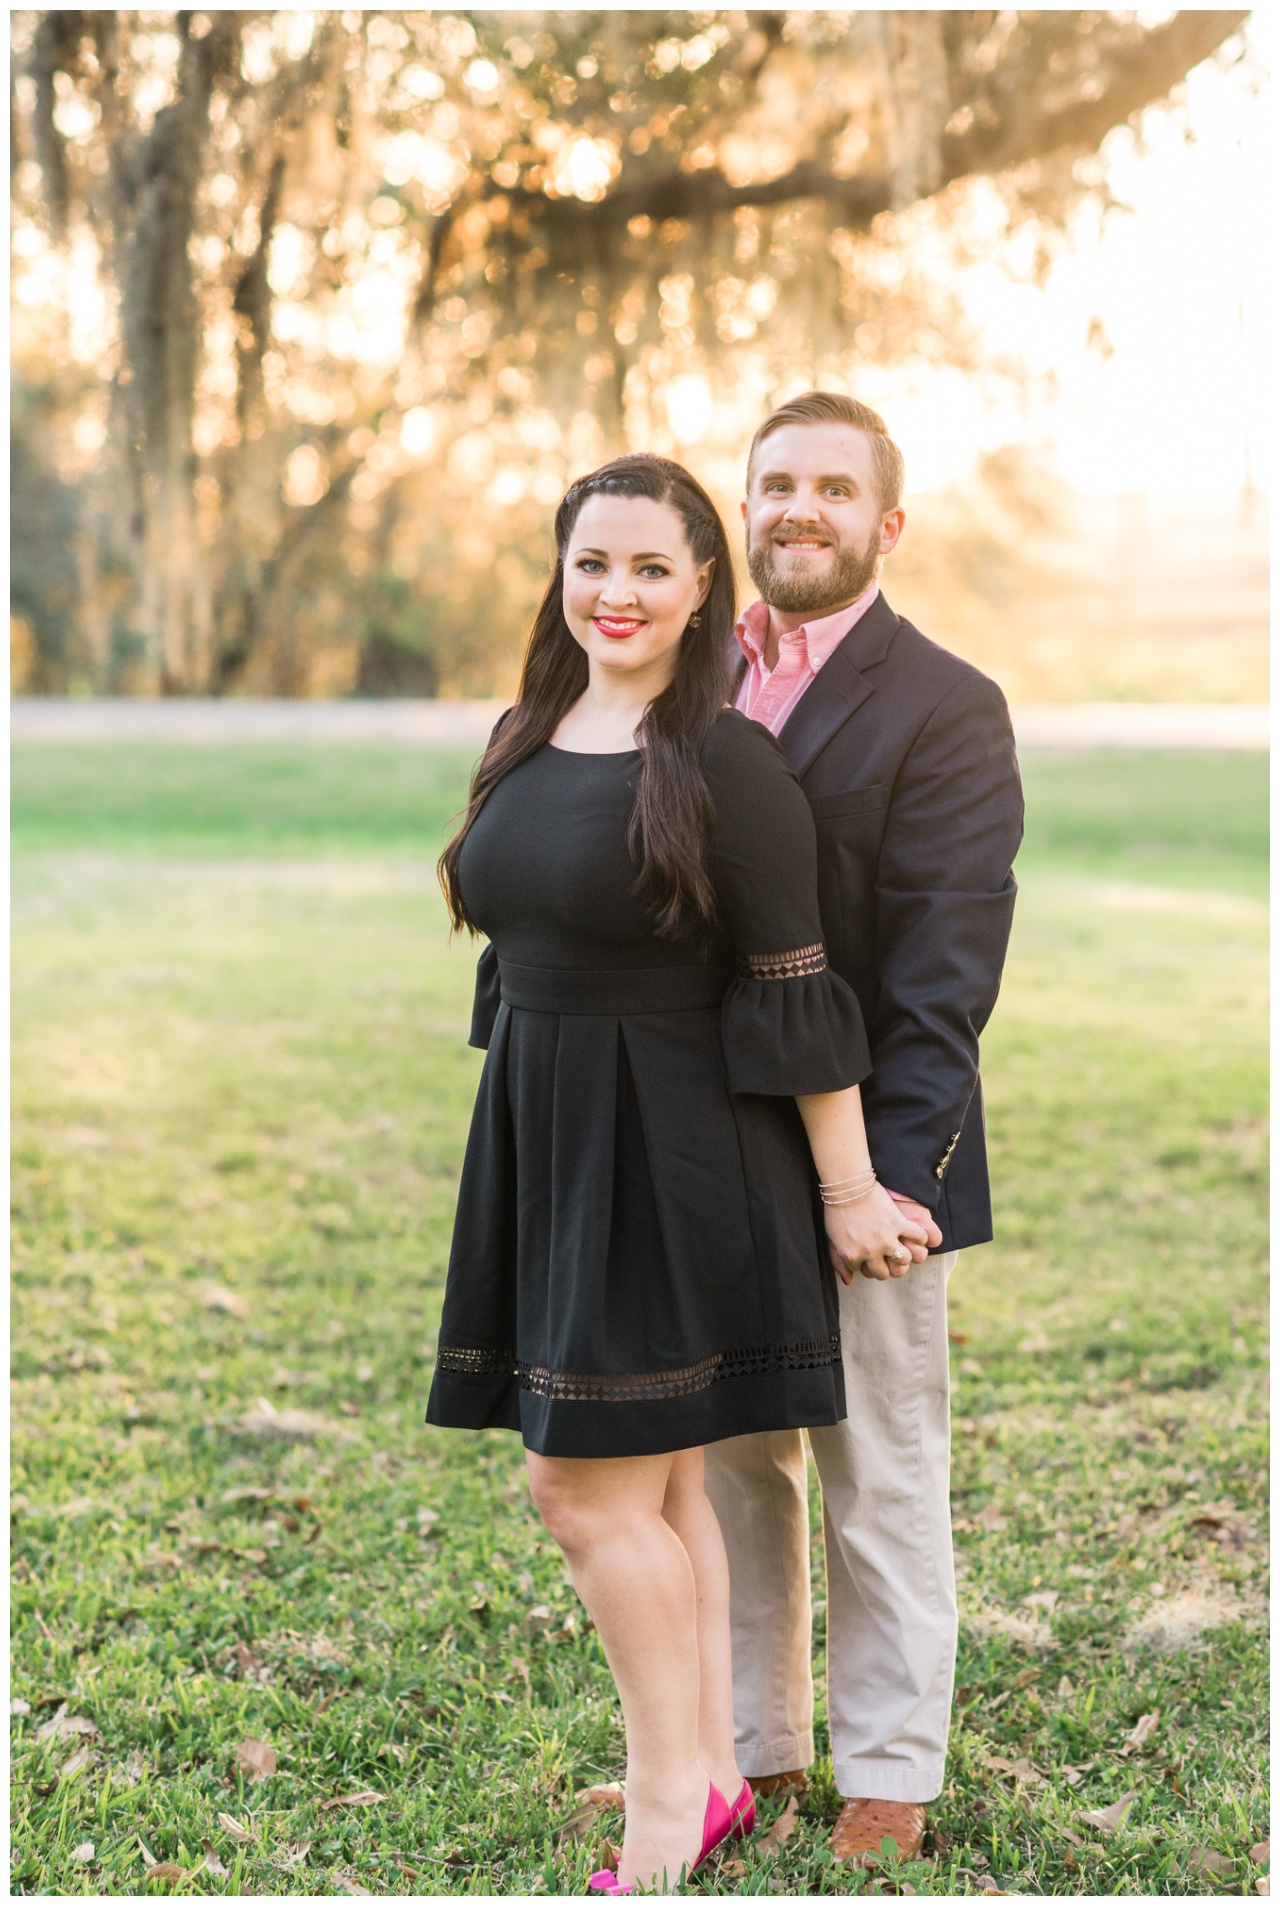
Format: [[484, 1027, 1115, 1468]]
[[573, 546, 676, 561]]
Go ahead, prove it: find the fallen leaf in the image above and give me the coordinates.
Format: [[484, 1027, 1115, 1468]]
[[314, 1690, 339, 1716], [987, 1755, 1042, 1787], [1061, 1765, 1085, 1788], [36, 1707, 99, 1743], [217, 1812, 253, 1844], [556, 1782, 626, 1848], [334, 1882, 371, 1898], [222, 1486, 272, 1505], [1187, 1848, 1238, 1882], [319, 1791, 384, 1811], [146, 1864, 189, 1883], [1256, 1880, 1270, 1897], [138, 1837, 158, 1867], [721, 1856, 747, 1878], [1251, 1842, 1271, 1866], [1079, 1791, 1136, 1836], [759, 1795, 800, 1854], [234, 1402, 346, 1442], [1120, 1710, 1160, 1755], [976, 1501, 1006, 1532], [1059, 1828, 1085, 1848], [10, 1698, 31, 1716], [1056, 1676, 1076, 1700], [228, 1641, 265, 1680], [271, 1841, 311, 1869], [948, 1328, 969, 1344], [1012, 1666, 1040, 1690], [202, 1842, 228, 1877], [72, 1841, 95, 1863], [202, 1284, 249, 1319], [239, 1547, 267, 1565], [1022, 1590, 1059, 1612], [525, 1604, 554, 1629], [61, 1745, 94, 1778], [234, 1737, 277, 1781]]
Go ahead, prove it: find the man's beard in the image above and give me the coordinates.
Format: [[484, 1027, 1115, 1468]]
[[746, 526, 880, 615]]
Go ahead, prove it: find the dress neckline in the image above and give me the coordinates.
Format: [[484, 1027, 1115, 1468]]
[[545, 743, 641, 758]]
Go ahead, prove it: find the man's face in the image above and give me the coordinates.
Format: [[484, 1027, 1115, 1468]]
[[742, 422, 904, 614]]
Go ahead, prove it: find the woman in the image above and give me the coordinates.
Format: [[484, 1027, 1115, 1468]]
[[427, 455, 927, 1893]]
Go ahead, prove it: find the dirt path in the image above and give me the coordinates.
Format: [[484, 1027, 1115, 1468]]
[[10, 698, 1269, 749]]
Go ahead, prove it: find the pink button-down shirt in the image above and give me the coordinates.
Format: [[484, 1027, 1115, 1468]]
[[733, 583, 880, 736]]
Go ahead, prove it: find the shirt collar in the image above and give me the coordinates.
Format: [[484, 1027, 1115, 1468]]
[[735, 582, 881, 671]]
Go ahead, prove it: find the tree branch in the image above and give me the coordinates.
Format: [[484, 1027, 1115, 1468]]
[[503, 8, 1248, 246], [941, 8, 1251, 177], [413, 206, 457, 325]]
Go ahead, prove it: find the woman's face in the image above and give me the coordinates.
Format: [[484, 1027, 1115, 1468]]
[[562, 494, 713, 682]]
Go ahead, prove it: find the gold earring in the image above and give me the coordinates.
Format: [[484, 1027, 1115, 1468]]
[[688, 611, 702, 627]]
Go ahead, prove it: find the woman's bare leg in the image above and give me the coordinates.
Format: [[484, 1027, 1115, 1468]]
[[527, 1448, 714, 1891], [661, 1448, 744, 1806]]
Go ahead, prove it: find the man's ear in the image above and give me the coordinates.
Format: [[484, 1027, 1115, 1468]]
[[740, 497, 748, 524], [879, 506, 905, 555]]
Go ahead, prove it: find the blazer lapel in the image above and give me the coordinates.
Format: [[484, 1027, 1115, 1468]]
[[777, 594, 901, 780]]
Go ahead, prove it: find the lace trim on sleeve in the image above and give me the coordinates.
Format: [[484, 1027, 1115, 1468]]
[[739, 941, 828, 981], [436, 1334, 841, 1402]]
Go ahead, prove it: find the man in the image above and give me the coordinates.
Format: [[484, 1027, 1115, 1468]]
[[704, 391, 1023, 1863]]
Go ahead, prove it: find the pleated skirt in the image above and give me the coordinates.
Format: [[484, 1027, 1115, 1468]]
[[426, 997, 845, 1457]]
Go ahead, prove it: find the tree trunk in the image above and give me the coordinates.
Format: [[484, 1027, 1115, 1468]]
[[112, 13, 237, 691]]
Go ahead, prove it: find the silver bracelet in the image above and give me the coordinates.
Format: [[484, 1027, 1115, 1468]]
[[819, 1169, 876, 1196], [820, 1181, 878, 1207]]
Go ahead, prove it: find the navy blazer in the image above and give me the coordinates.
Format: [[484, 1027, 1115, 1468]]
[[737, 590, 1024, 1252]]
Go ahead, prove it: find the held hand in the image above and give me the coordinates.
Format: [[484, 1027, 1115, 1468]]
[[884, 1191, 944, 1251], [824, 1184, 930, 1286]]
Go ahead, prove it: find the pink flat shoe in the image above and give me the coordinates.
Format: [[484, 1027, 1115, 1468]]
[[729, 1778, 756, 1840], [587, 1782, 732, 1894]]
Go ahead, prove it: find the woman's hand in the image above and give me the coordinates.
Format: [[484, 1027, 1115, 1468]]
[[824, 1183, 930, 1285]]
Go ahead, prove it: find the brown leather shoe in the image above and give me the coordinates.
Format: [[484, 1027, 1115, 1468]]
[[747, 1768, 810, 1801], [830, 1797, 926, 1864]]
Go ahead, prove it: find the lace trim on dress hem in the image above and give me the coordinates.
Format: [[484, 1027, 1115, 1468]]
[[436, 1334, 842, 1402], [740, 942, 828, 980]]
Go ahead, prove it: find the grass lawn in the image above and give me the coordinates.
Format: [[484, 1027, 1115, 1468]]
[[10, 745, 1268, 1898]]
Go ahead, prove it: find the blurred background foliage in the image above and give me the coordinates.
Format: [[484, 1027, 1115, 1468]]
[[9, 7, 1253, 699]]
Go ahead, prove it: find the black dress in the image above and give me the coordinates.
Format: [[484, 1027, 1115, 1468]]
[[426, 709, 872, 1458]]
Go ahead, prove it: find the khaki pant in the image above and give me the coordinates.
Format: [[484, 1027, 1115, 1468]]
[[705, 1251, 959, 1803]]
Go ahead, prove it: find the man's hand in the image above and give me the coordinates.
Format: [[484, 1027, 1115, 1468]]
[[825, 1185, 930, 1285], [885, 1191, 943, 1251]]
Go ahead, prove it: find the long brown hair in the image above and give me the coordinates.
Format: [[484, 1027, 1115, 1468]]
[[439, 454, 736, 943]]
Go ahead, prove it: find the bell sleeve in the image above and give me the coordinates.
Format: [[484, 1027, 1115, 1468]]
[[705, 712, 871, 1096], [463, 707, 513, 1052], [468, 942, 501, 1049]]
